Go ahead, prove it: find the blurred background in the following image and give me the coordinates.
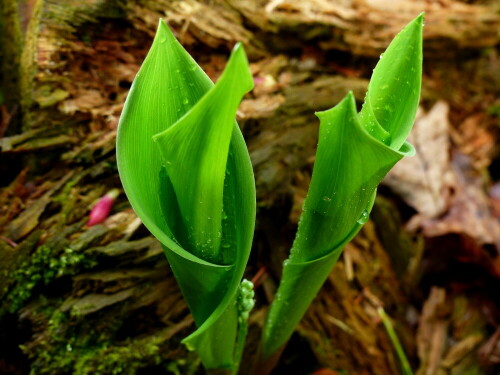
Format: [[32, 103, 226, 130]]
[[0, 0, 499, 374]]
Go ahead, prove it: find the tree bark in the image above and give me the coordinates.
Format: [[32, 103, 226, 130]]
[[1, 1, 499, 374]]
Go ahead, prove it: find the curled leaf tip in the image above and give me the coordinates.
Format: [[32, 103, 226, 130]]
[[359, 13, 423, 150], [152, 43, 253, 264], [315, 90, 354, 119]]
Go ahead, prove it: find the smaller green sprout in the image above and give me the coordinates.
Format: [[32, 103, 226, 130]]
[[261, 13, 423, 359]]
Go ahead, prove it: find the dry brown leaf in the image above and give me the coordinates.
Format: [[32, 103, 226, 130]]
[[479, 327, 500, 365], [449, 113, 497, 170], [384, 101, 454, 218], [239, 94, 285, 119], [385, 101, 500, 275], [416, 287, 451, 375], [421, 153, 500, 275], [491, 182, 500, 219], [417, 290, 492, 375]]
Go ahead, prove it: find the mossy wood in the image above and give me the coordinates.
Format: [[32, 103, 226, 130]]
[[0, 1, 498, 374]]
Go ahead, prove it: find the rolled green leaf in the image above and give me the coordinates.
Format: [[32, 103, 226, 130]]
[[262, 13, 423, 358], [359, 13, 423, 149], [117, 19, 255, 370]]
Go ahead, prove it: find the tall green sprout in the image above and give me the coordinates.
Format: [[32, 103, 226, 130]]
[[261, 13, 423, 359], [117, 20, 255, 371]]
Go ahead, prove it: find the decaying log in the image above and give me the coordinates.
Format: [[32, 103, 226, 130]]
[[1, 0, 499, 374]]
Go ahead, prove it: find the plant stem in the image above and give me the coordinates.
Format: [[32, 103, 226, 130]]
[[377, 307, 413, 375], [232, 318, 249, 375], [251, 343, 286, 375]]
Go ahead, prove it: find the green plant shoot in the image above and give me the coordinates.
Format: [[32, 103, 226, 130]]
[[378, 307, 414, 375], [116, 20, 256, 370], [261, 14, 423, 358]]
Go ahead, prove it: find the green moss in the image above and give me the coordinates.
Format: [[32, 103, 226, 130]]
[[4, 245, 98, 314], [52, 179, 79, 226], [25, 307, 198, 375], [73, 337, 162, 375], [13, 282, 197, 375]]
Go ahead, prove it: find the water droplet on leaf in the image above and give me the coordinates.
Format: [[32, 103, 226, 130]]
[[357, 210, 369, 224]]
